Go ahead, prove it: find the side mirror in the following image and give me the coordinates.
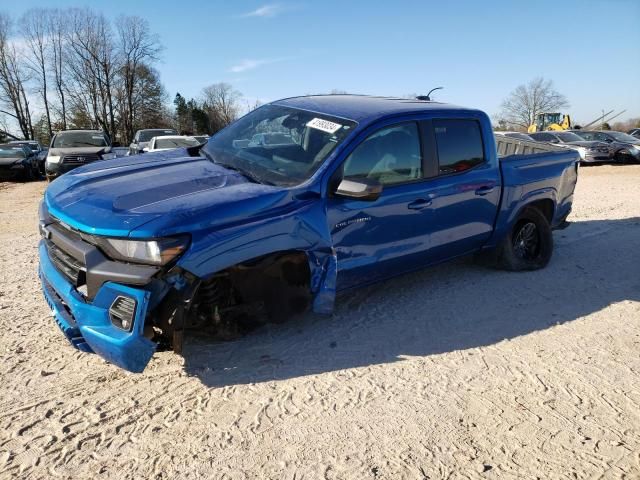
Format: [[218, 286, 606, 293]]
[[334, 178, 382, 201]]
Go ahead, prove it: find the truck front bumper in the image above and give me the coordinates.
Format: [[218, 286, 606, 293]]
[[38, 241, 156, 372]]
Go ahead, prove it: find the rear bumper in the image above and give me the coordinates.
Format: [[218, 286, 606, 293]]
[[38, 241, 156, 372]]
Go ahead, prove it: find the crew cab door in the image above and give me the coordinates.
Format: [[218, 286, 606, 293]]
[[326, 120, 436, 290], [326, 116, 501, 290], [424, 118, 501, 260]]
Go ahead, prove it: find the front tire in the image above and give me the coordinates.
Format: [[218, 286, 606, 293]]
[[614, 150, 634, 164], [497, 206, 553, 271]]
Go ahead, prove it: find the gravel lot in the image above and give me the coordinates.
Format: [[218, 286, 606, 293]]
[[0, 165, 639, 479]]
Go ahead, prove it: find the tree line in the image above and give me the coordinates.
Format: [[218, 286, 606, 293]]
[[0, 8, 249, 145]]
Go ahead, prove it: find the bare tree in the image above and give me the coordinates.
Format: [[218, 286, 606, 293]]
[[47, 8, 68, 129], [0, 13, 34, 139], [201, 82, 242, 133], [20, 9, 53, 137], [115, 15, 161, 143], [65, 8, 118, 138], [498, 77, 569, 130]]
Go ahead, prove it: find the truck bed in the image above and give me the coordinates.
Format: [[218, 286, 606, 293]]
[[486, 143, 580, 248]]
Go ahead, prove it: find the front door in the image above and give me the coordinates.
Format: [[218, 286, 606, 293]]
[[326, 121, 435, 290]]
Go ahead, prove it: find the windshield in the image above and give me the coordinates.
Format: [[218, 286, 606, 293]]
[[52, 132, 108, 148], [139, 129, 177, 142], [0, 146, 26, 158], [202, 104, 357, 186], [556, 132, 584, 142], [606, 131, 639, 143], [154, 137, 201, 149]]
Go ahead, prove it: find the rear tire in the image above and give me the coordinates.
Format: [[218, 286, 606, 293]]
[[497, 206, 553, 271]]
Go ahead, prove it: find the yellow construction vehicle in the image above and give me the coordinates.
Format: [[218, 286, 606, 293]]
[[527, 112, 572, 133]]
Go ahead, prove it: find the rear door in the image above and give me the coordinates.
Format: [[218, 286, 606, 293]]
[[424, 118, 501, 260]]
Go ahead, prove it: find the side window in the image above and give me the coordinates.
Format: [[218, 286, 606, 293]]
[[433, 119, 485, 174], [533, 132, 553, 142], [343, 122, 422, 185]]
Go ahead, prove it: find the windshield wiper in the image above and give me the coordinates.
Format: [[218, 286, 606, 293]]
[[220, 162, 267, 184], [200, 148, 269, 185]]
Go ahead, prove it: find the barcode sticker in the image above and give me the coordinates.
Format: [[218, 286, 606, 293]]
[[306, 118, 342, 134]]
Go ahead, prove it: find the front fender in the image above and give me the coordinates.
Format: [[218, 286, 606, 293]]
[[178, 200, 338, 314]]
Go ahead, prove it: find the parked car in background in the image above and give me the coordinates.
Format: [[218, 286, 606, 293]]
[[0, 143, 40, 181], [571, 130, 640, 163], [529, 131, 610, 163], [45, 130, 114, 181], [494, 131, 534, 141], [144, 135, 202, 152], [627, 128, 640, 139], [111, 147, 130, 158], [38, 95, 579, 372], [128, 128, 178, 155], [9, 140, 46, 174]]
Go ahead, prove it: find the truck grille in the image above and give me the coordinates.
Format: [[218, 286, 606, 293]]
[[62, 153, 100, 166], [45, 239, 86, 287]]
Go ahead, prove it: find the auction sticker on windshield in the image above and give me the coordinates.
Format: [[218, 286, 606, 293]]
[[306, 118, 342, 134]]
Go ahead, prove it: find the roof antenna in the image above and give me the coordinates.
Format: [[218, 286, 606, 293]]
[[417, 87, 443, 101]]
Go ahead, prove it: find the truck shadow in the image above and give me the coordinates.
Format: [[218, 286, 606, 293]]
[[182, 217, 640, 388]]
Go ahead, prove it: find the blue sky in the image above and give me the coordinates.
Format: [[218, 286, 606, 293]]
[[3, 0, 640, 123]]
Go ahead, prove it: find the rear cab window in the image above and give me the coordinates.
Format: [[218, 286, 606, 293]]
[[433, 119, 485, 175]]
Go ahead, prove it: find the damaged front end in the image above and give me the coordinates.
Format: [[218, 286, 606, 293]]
[[156, 249, 338, 356], [38, 205, 338, 373]]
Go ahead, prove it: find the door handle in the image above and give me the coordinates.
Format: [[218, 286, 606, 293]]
[[407, 198, 432, 210], [475, 186, 495, 196]]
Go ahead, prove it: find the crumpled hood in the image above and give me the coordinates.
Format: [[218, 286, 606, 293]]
[[44, 150, 292, 238]]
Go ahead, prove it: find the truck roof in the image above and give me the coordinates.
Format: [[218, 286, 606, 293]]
[[274, 94, 476, 123]]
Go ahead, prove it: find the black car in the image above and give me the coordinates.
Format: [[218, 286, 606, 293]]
[[9, 140, 45, 174], [128, 128, 178, 155], [528, 131, 610, 163], [0, 144, 40, 181], [46, 130, 115, 180], [572, 130, 640, 163]]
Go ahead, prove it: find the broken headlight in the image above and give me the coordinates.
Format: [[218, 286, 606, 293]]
[[87, 235, 190, 266]]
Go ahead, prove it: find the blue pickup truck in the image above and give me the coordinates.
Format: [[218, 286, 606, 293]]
[[38, 95, 579, 372]]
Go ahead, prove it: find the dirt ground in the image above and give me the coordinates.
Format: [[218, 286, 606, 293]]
[[0, 165, 639, 479]]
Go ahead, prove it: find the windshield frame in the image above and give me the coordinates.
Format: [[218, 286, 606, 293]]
[[202, 104, 358, 187]]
